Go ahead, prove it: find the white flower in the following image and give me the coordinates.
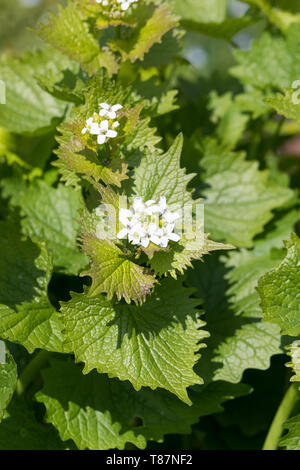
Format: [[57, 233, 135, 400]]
[[82, 116, 118, 145], [82, 117, 100, 135], [117, 196, 181, 248], [99, 102, 123, 120], [96, 120, 118, 145]]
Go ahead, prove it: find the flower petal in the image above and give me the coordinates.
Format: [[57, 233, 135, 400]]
[[141, 237, 150, 248], [112, 104, 123, 112], [100, 120, 109, 131], [169, 232, 181, 242], [117, 228, 128, 239], [97, 134, 106, 145], [108, 111, 117, 120], [107, 130, 118, 138]]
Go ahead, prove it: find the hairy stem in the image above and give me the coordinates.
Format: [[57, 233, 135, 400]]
[[263, 383, 299, 450], [16, 350, 51, 396]]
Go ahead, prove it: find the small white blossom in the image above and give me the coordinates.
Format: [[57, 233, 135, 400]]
[[82, 117, 118, 145], [96, 120, 118, 145], [117, 196, 181, 249], [82, 101, 122, 145], [99, 102, 123, 120], [82, 117, 100, 135]]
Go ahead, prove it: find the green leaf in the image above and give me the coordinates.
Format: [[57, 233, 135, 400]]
[[0, 397, 71, 450], [182, 16, 257, 42], [35, 2, 118, 76], [265, 89, 300, 122], [0, 351, 17, 422], [62, 279, 208, 404], [258, 233, 300, 336], [188, 253, 282, 384], [211, 321, 282, 383], [231, 25, 300, 91], [286, 340, 300, 386], [133, 133, 192, 205], [0, 218, 66, 353], [169, 0, 227, 23], [191, 211, 298, 383], [247, 0, 300, 32], [224, 210, 299, 318], [208, 91, 250, 149], [110, 3, 178, 63], [2, 180, 88, 275], [36, 358, 250, 450], [81, 233, 156, 304], [149, 234, 231, 278], [0, 55, 66, 135], [280, 414, 300, 450], [201, 140, 294, 247], [133, 134, 191, 210]]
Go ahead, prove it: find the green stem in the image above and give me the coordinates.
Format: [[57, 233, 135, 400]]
[[16, 350, 51, 396], [263, 383, 299, 450]]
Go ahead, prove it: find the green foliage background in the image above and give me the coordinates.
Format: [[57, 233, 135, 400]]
[[0, 0, 300, 451]]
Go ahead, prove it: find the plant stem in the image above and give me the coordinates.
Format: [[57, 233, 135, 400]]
[[263, 383, 299, 450], [16, 350, 51, 396]]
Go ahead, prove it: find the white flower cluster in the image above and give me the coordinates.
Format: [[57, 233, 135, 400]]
[[81, 103, 123, 145], [117, 196, 181, 248], [96, 0, 138, 16]]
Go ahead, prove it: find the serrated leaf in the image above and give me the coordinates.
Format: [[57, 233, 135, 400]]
[[231, 25, 300, 91], [149, 234, 232, 278], [190, 211, 298, 383], [201, 140, 294, 247], [35, 358, 249, 449], [265, 89, 300, 122], [110, 3, 178, 63], [62, 279, 208, 403], [286, 341, 300, 386], [0, 219, 66, 353], [133, 134, 193, 211], [35, 2, 118, 76], [0, 55, 66, 135], [258, 233, 300, 336], [188, 253, 282, 384], [81, 233, 156, 304], [0, 351, 17, 422], [280, 414, 300, 450], [2, 180, 88, 275], [225, 210, 299, 318], [212, 321, 282, 383]]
